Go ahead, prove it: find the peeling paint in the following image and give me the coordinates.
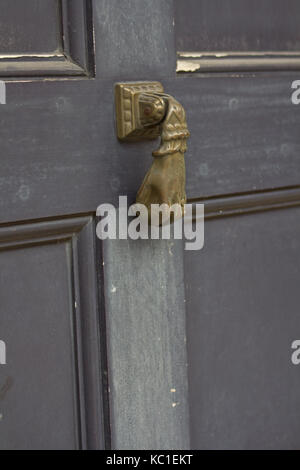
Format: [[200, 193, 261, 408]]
[[178, 52, 204, 58], [178, 51, 229, 58], [176, 60, 200, 73], [0, 53, 64, 59], [178, 50, 300, 58], [177, 51, 300, 73]]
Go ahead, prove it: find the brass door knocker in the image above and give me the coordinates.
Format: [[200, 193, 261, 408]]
[[115, 82, 190, 222]]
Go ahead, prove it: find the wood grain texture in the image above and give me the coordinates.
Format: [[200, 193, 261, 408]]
[[93, 0, 176, 80], [103, 236, 190, 450], [175, 0, 300, 52], [164, 75, 300, 200]]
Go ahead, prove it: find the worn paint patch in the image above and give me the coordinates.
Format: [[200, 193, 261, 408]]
[[176, 60, 200, 73], [178, 51, 229, 58], [0, 53, 63, 59]]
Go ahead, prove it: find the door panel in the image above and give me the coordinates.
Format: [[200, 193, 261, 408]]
[[0, 0, 93, 77], [185, 207, 300, 449], [0, 0, 61, 55], [175, 0, 300, 52], [0, 241, 77, 449], [175, 0, 300, 72], [0, 217, 105, 449]]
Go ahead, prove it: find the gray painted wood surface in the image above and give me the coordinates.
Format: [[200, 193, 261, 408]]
[[0, 217, 105, 449], [103, 237, 190, 450], [165, 76, 300, 199], [93, 0, 176, 80], [0, 0, 190, 450], [0, 0, 94, 77], [0, 0, 61, 54], [1, 0, 299, 450], [174, 0, 300, 450], [185, 208, 300, 449], [175, 0, 300, 52], [1, 74, 300, 224]]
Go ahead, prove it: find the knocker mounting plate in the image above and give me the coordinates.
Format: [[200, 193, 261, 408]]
[[115, 81, 164, 141]]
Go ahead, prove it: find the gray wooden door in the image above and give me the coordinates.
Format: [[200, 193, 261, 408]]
[[175, 0, 300, 450], [0, 0, 299, 450]]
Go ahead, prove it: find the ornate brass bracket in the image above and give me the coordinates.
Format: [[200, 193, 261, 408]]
[[115, 82, 190, 220]]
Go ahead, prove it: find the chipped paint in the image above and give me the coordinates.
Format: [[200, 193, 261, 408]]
[[0, 53, 64, 59], [178, 52, 229, 58], [178, 52, 204, 58], [0, 77, 89, 84], [177, 51, 300, 72], [178, 51, 300, 58], [176, 60, 200, 73], [111, 285, 117, 293]]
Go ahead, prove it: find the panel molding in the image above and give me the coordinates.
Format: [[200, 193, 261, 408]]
[[0, 0, 94, 78], [177, 52, 300, 73], [0, 215, 106, 449], [190, 186, 300, 220]]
